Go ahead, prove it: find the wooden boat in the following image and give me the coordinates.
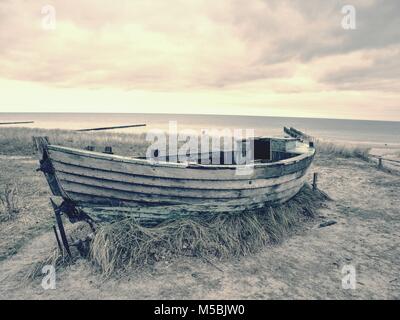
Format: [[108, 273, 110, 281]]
[[34, 129, 315, 224]]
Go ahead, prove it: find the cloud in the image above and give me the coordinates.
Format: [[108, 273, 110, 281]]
[[0, 0, 399, 97], [316, 46, 400, 92]]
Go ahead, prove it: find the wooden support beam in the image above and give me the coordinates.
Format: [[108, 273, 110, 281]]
[[52, 225, 63, 253], [50, 199, 72, 257], [32, 136, 50, 154]]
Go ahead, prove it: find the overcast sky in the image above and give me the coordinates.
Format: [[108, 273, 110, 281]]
[[1, 0, 399, 120]]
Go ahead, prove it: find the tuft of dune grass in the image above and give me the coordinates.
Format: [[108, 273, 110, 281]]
[[316, 140, 371, 161], [2, 127, 372, 161], [0, 183, 20, 222], [0, 127, 149, 157], [89, 184, 328, 276], [24, 222, 94, 280], [24, 248, 71, 282]]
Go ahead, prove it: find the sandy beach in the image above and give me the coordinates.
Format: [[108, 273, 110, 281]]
[[2, 0, 400, 304], [0, 129, 399, 299]]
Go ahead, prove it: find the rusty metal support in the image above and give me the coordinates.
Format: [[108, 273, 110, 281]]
[[50, 199, 72, 257], [52, 225, 63, 253]]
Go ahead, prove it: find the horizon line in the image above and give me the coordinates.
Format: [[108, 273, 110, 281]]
[[0, 111, 400, 123]]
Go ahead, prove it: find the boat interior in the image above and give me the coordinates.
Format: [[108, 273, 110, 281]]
[[143, 137, 304, 165]]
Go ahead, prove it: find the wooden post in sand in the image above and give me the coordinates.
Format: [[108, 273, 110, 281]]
[[313, 172, 318, 191], [103, 146, 113, 154], [378, 157, 383, 169]]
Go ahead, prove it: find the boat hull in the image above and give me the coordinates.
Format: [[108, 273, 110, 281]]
[[40, 143, 315, 215]]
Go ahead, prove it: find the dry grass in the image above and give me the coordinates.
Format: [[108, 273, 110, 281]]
[[316, 140, 371, 160], [89, 184, 328, 276], [0, 183, 20, 222], [23, 248, 71, 281], [0, 159, 54, 261], [0, 127, 149, 157], [24, 222, 94, 280], [1, 127, 373, 161]]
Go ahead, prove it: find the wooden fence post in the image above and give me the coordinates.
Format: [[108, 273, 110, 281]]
[[378, 157, 383, 169], [313, 172, 318, 190], [104, 146, 113, 154]]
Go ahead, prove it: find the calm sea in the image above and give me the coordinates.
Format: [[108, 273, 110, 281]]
[[1, 113, 400, 147]]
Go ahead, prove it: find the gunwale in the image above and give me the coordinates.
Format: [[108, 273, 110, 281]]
[[46, 142, 315, 183], [47, 143, 315, 170]]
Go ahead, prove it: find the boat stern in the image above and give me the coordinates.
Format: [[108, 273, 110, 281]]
[[33, 136, 64, 197]]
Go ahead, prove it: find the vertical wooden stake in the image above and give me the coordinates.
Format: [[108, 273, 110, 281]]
[[378, 157, 383, 169], [104, 146, 113, 154], [313, 172, 318, 191]]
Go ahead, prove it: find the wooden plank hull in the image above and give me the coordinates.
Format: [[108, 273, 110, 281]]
[[40, 142, 315, 215]]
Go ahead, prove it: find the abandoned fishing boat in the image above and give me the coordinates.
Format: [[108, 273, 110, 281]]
[[34, 128, 315, 221], [33, 128, 315, 254]]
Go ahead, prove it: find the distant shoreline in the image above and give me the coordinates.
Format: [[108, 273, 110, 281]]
[[1, 111, 400, 123], [1, 113, 400, 153]]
